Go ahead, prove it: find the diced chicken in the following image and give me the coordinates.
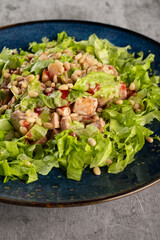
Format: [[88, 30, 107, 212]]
[[60, 116, 71, 130], [48, 60, 64, 78], [89, 118, 106, 132], [11, 110, 25, 131], [73, 97, 98, 116], [56, 106, 71, 117], [98, 64, 118, 77], [0, 88, 12, 106], [119, 82, 127, 100], [51, 112, 60, 129]]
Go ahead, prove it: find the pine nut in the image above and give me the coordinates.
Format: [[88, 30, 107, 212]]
[[40, 83, 46, 90], [19, 120, 24, 126], [25, 109, 31, 117], [64, 62, 70, 70], [28, 91, 38, 98], [97, 107, 103, 113], [134, 103, 141, 110], [88, 137, 96, 147], [71, 74, 78, 81], [70, 113, 78, 117], [35, 117, 42, 126], [129, 99, 135, 105], [45, 81, 52, 87], [145, 136, 153, 143], [98, 97, 108, 107], [115, 99, 123, 105], [0, 105, 7, 112], [3, 72, 11, 79], [21, 81, 28, 88], [20, 126, 28, 135], [53, 75, 58, 83], [75, 52, 82, 61], [15, 76, 23, 81], [12, 81, 18, 86], [45, 87, 52, 93], [43, 122, 53, 129], [51, 82, 55, 88], [27, 53, 34, 58], [129, 82, 136, 91], [12, 86, 19, 95], [106, 158, 113, 165], [93, 167, 101, 176], [26, 117, 35, 123], [67, 83, 73, 89], [26, 74, 35, 82], [58, 84, 68, 90]]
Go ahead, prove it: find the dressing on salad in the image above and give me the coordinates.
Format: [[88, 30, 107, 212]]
[[0, 32, 160, 183]]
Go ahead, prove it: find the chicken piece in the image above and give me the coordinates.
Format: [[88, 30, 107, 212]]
[[51, 112, 60, 129], [60, 116, 71, 130], [11, 110, 25, 131], [56, 106, 71, 117], [98, 64, 118, 77], [73, 97, 98, 116], [89, 118, 106, 132], [48, 60, 64, 78]]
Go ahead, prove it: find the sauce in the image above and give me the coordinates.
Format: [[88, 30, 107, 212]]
[[87, 83, 101, 95], [60, 90, 69, 99]]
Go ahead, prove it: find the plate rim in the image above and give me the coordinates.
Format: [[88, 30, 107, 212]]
[[0, 19, 160, 208]]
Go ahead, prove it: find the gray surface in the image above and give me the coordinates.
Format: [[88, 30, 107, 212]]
[[0, 0, 160, 239]]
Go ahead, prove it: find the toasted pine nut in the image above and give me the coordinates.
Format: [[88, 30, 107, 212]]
[[129, 82, 136, 91], [64, 62, 70, 70], [134, 103, 141, 110], [70, 113, 78, 117], [26, 75, 35, 82], [28, 91, 38, 98], [53, 75, 58, 83], [97, 107, 103, 113], [106, 158, 113, 165], [51, 82, 55, 88], [93, 167, 101, 176], [71, 74, 78, 81], [12, 81, 18, 86], [98, 97, 108, 107], [67, 83, 73, 89], [20, 126, 28, 135], [15, 76, 23, 81], [12, 86, 19, 95], [115, 99, 123, 105], [88, 137, 96, 147], [58, 84, 68, 91], [27, 53, 34, 58], [19, 120, 24, 126], [45, 81, 52, 87], [45, 87, 52, 93], [43, 122, 53, 129], [3, 72, 11, 79], [35, 118, 42, 126], [26, 117, 35, 123], [129, 99, 135, 105], [145, 136, 153, 143], [25, 109, 31, 117], [75, 52, 82, 61], [21, 81, 28, 88]]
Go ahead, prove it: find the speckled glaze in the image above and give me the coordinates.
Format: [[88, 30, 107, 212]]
[[0, 20, 160, 207]]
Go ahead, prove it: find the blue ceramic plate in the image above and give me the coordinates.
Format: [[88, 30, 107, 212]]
[[0, 20, 160, 207]]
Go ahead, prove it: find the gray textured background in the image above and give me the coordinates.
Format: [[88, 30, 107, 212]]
[[0, 0, 160, 239]]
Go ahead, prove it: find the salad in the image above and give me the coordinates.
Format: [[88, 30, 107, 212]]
[[0, 31, 160, 183]]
